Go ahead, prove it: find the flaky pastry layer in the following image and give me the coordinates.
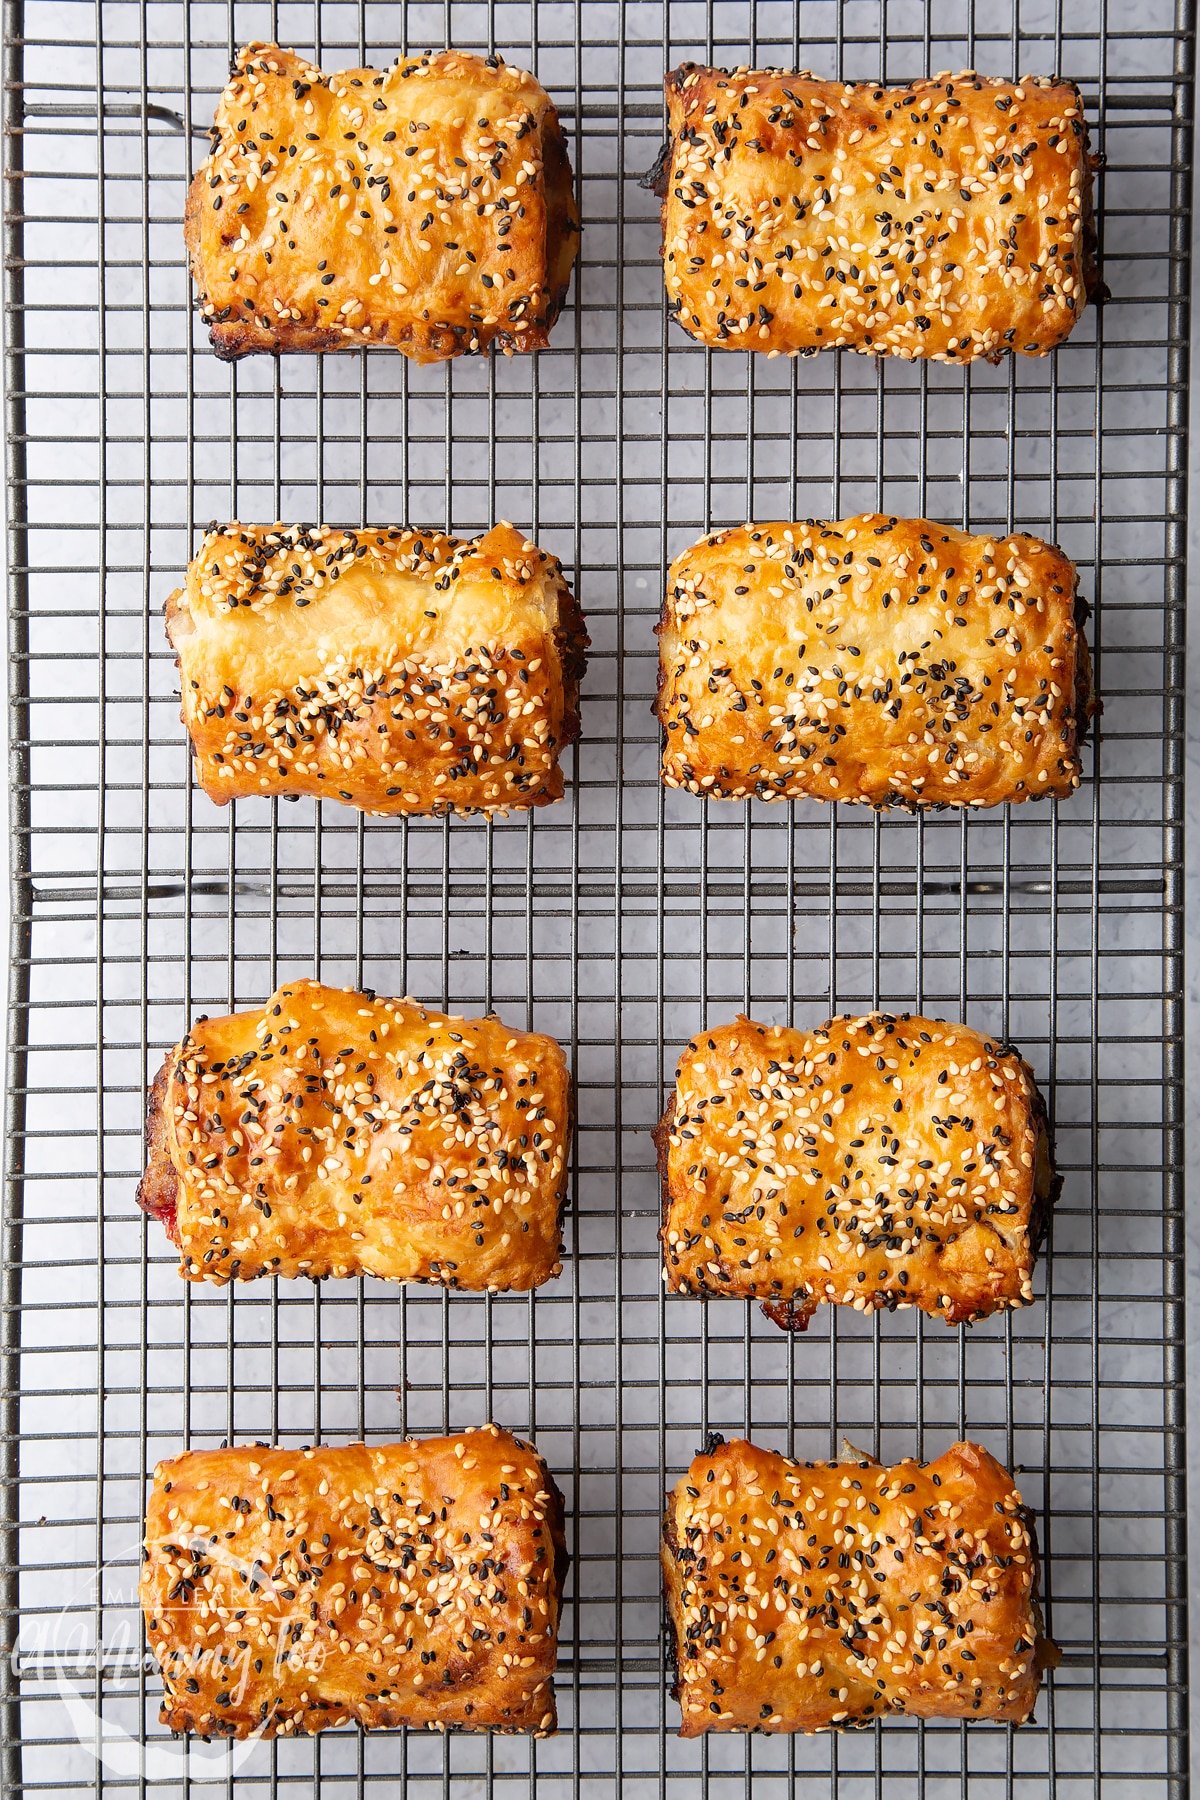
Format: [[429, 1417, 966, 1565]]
[[166, 521, 587, 816], [663, 1437, 1054, 1734], [138, 980, 570, 1290], [142, 1427, 567, 1737], [657, 1012, 1054, 1328], [187, 44, 579, 362], [656, 515, 1090, 809], [659, 66, 1096, 361]]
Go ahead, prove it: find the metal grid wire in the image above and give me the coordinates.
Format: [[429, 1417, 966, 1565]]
[[0, 0, 1190, 1792]]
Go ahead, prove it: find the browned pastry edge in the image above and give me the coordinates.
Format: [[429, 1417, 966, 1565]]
[[659, 1437, 1059, 1731], [543, 1452, 572, 1608], [657, 64, 1101, 366], [136, 1056, 178, 1241], [551, 557, 588, 752], [539, 98, 582, 349], [1023, 1061, 1061, 1268], [1072, 585, 1099, 751], [1081, 145, 1106, 308], [653, 1021, 1058, 1332], [187, 69, 579, 364], [659, 1428, 725, 1709]]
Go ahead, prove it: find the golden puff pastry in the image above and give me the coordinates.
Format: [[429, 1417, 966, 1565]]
[[656, 515, 1090, 810], [663, 1436, 1054, 1734], [659, 66, 1097, 362], [657, 1012, 1054, 1329], [138, 979, 570, 1291], [166, 520, 586, 817], [141, 1426, 567, 1737], [187, 43, 579, 362]]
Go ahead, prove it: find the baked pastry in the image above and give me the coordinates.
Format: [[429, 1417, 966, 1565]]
[[166, 520, 586, 816], [187, 43, 579, 362], [658, 66, 1097, 362], [657, 1011, 1054, 1329], [141, 1425, 567, 1737], [663, 1436, 1054, 1734], [138, 979, 570, 1290], [656, 515, 1090, 809]]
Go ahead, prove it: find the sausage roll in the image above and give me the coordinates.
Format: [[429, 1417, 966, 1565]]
[[659, 66, 1097, 362], [166, 520, 586, 816], [142, 1425, 567, 1737], [656, 516, 1090, 810], [663, 1436, 1054, 1734], [187, 43, 579, 363], [657, 1012, 1054, 1329], [138, 979, 570, 1291]]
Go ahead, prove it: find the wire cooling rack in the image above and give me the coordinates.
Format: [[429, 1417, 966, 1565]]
[[1, 0, 1191, 1793]]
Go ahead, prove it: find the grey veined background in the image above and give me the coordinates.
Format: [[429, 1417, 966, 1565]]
[[1, 0, 1196, 1794]]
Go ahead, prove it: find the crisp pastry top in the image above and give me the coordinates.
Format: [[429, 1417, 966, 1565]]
[[657, 1012, 1052, 1328], [138, 979, 570, 1290], [187, 43, 579, 361], [660, 66, 1096, 361], [166, 520, 586, 816], [141, 1426, 567, 1737], [663, 1437, 1053, 1734], [656, 515, 1090, 809]]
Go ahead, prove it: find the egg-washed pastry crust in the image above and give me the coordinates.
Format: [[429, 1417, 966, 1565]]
[[656, 1011, 1055, 1329], [656, 515, 1091, 810], [187, 43, 579, 363], [659, 65, 1098, 362], [138, 979, 571, 1291], [662, 1436, 1056, 1734], [141, 1426, 568, 1737], [166, 520, 587, 817]]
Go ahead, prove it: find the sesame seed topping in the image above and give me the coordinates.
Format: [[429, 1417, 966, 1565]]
[[165, 520, 587, 820], [659, 66, 1096, 363], [656, 515, 1091, 811], [141, 1427, 567, 1738], [663, 1436, 1051, 1735], [657, 1011, 1053, 1328], [186, 44, 580, 364], [142, 979, 570, 1293]]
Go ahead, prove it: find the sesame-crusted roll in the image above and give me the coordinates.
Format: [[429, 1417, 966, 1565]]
[[187, 43, 579, 363], [656, 516, 1090, 809], [166, 520, 586, 816], [662, 1436, 1054, 1734], [138, 979, 570, 1290], [141, 1426, 568, 1737], [658, 66, 1097, 362], [656, 1012, 1054, 1329]]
